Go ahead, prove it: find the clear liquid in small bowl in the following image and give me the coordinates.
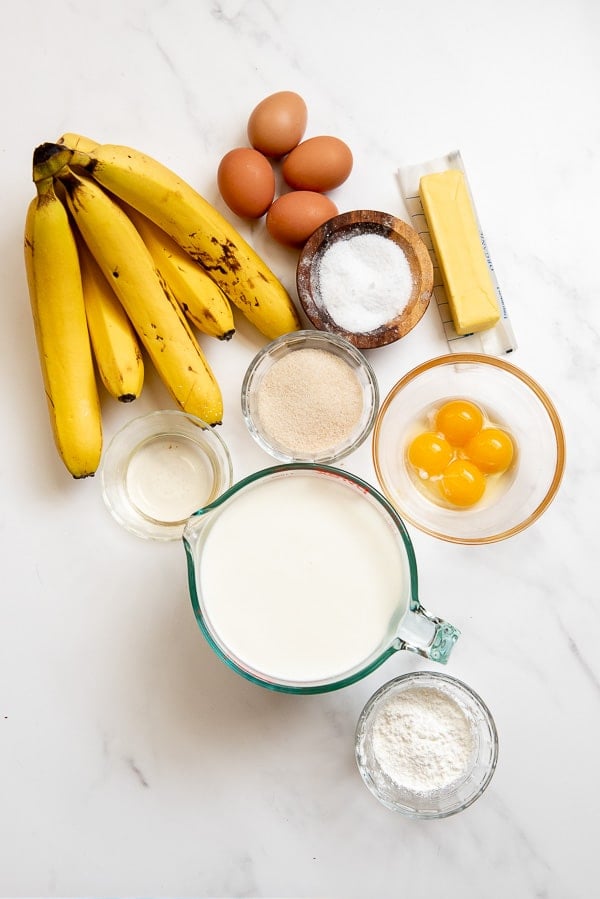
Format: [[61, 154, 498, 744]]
[[126, 434, 219, 525]]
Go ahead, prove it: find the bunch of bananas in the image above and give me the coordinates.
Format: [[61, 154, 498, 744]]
[[24, 132, 301, 478]]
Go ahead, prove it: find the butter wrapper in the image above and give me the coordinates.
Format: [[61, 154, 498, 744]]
[[397, 150, 517, 356]]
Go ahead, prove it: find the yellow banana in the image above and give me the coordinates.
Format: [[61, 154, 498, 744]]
[[24, 168, 102, 478], [57, 132, 98, 152], [77, 236, 145, 402], [122, 203, 236, 341], [66, 142, 301, 340], [58, 140, 235, 340], [57, 166, 223, 425]]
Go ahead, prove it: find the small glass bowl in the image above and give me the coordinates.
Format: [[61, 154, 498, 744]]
[[372, 353, 566, 544], [241, 330, 379, 464], [355, 671, 498, 819], [100, 410, 233, 540]]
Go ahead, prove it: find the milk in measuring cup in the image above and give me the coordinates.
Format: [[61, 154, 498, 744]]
[[196, 471, 409, 684]]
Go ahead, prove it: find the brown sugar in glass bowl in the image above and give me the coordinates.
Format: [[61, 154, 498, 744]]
[[296, 210, 434, 350], [241, 330, 379, 464]]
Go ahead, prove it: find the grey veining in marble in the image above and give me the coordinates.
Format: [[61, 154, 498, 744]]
[[1, 1, 598, 897]]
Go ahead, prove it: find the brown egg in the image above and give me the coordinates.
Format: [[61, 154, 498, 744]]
[[217, 147, 276, 218], [266, 191, 338, 248], [282, 136, 353, 192], [247, 91, 308, 159]]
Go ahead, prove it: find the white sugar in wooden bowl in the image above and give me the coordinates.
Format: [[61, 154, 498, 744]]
[[296, 210, 433, 350]]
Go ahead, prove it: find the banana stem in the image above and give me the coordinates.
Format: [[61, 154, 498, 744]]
[[34, 175, 54, 198], [57, 168, 83, 203], [32, 142, 73, 183]]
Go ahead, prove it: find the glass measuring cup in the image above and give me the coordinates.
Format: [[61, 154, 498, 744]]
[[183, 464, 459, 694]]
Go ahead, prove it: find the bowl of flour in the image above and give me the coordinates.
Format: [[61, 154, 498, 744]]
[[296, 210, 433, 349], [355, 671, 498, 818]]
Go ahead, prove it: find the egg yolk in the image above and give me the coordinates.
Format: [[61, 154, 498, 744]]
[[439, 459, 486, 507], [465, 427, 514, 474], [434, 400, 484, 446], [407, 432, 453, 477]]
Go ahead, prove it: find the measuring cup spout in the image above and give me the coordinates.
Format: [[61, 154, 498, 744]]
[[182, 498, 220, 557], [396, 605, 460, 664]]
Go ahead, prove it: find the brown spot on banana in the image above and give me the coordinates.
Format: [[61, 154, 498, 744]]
[[188, 237, 242, 275], [190, 250, 228, 276], [220, 240, 241, 272]]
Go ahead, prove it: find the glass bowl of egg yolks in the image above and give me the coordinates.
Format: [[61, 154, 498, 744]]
[[372, 354, 566, 544]]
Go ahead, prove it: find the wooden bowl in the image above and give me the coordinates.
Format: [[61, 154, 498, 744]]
[[296, 210, 433, 349]]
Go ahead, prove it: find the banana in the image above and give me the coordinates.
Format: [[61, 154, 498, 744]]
[[57, 132, 98, 152], [122, 203, 236, 341], [24, 166, 102, 478], [64, 142, 301, 340], [57, 166, 223, 425], [57, 140, 235, 340], [77, 236, 145, 402]]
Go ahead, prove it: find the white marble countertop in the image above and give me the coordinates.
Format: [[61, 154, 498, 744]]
[[1, 1, 598, 896]]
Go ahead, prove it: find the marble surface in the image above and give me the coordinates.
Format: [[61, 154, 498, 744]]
[[1, 1, 598, 896]]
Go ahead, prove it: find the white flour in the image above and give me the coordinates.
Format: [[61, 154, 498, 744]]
[[371, 685, 476, 793]]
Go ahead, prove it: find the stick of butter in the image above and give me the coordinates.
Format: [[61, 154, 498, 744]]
[[419, 169, 500, 336]]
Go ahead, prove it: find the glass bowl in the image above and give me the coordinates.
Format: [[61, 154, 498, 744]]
[[372, 353, 565, 544], [296, 210, 433, 349], [241, 330, 379, 464], [355, 671, 498, 819], [100, 410, 233, 540]]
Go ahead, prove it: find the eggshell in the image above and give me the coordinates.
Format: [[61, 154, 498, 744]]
[[247, 91, 308, 159], [266, 191, 338, 248], [282, 136, 353, 192], [217, 147, 276, 218]]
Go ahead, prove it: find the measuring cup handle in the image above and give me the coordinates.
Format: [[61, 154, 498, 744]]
[[396, 605, 460, 664]]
